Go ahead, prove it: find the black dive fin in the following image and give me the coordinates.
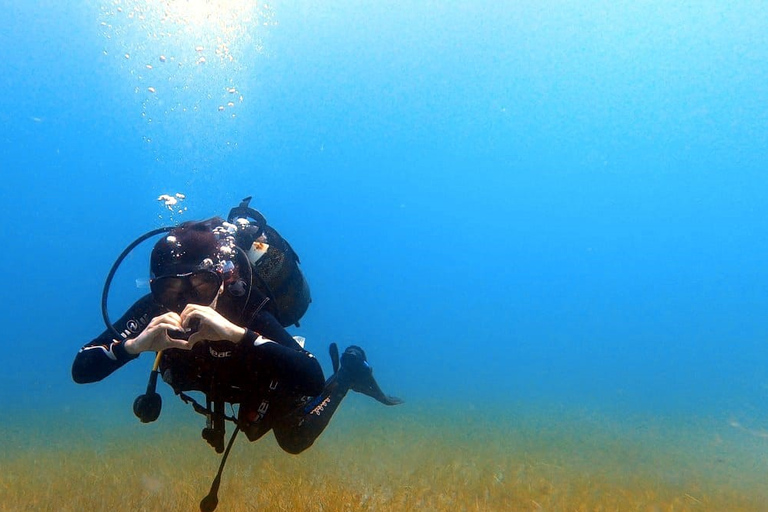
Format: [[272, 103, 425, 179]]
[[352, 374, 404, 406], [329, 343, 340, 374], [341, 345, 403, 406]]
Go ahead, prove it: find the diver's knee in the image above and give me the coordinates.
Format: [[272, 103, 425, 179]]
[[275, 433, 315, 454]]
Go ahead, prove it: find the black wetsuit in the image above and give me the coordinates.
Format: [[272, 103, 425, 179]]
[[72, 290, 349, 454]]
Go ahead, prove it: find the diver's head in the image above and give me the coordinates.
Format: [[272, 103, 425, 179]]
[[149, 217, 245, 313]]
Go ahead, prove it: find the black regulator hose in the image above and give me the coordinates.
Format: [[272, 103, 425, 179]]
[[101, 226, 174, 339], [100, 226, 174, 423], [200, 426, 241, 512]]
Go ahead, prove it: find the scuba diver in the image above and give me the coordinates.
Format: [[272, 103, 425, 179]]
[[71, 197, 402, 512]]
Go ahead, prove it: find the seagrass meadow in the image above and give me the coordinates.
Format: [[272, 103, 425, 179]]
[[5, 2, 768, 511], [2, 402, 767, 512]]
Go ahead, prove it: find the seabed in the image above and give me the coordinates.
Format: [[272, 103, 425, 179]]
[[2, 402, 766, 511]]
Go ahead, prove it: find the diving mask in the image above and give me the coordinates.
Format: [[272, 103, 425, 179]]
[[150, 269, 222, 314]]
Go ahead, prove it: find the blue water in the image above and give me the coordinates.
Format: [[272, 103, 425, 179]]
[[2, 0, 768, 442]]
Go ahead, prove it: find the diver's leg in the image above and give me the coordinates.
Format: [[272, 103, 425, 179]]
[[336, 346, 403, 406], [238, 341, 325, 442], [272, 345, 402, 454], [272, 372, 349, 454]]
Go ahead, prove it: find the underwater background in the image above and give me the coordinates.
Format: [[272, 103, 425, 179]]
[[2, 1, 768, 510]]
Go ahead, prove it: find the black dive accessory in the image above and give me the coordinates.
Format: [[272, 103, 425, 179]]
[[200, 426, 240, 512], [150, 269, 223, 314], [227, 196, 267, 247], [228, 196, 312, 327], [133, 352, 163, 423], [102, 226, 174, 424], [101, 227, 174, 341]]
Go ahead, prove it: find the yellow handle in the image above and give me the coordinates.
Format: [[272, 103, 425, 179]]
[[152, 351, 163, 372]]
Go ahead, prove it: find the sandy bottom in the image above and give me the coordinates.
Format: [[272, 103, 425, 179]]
[[2, 402, 767, 511]]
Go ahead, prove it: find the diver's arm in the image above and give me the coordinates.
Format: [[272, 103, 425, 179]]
[[177, 303, 294, 349], [233, 285, 303, 350], [71, 294, 162, 384], [247, 309, 303, 351]]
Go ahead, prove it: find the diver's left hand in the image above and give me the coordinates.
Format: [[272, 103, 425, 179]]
[[180, 304, 246, 345]]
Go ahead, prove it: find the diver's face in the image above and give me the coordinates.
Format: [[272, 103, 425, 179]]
[[150, 269, 223, 313]]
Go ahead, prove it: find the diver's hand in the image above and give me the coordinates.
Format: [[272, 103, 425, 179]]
[[124, 312, 194, 355], [180, 304, 246, 345]]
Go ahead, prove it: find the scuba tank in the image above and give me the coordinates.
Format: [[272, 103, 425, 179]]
[[228, 196, 311, 327]]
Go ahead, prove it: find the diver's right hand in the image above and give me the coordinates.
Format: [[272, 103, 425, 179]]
[[124, 312, 195, 355]]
